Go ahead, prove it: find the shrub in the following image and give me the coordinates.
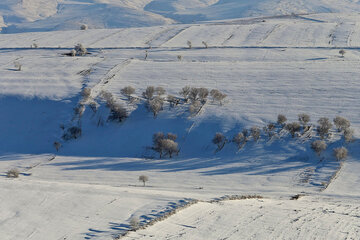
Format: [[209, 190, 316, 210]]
[[138, 175, 149, 187], [53, 141, 61, 152], [155, 87, 166, 96], [263, 123, 275, 138], [80, 24, 88, 30], [334, 147, 348, 161], [311, 140, 327, 156], [180, 86, 191, 102], [202, 41, 208, 48], [333, 116, 350, 132], [317, 117, 332, 139], [187, 40, 192, 49], [121, 86, 135, 100], [62, 126, 82, 140], [14, 61, 22, 71], [149, 97, 164, 118], [212, 133, 226, 151], [7, 169, 19, 178], [277, 114, 287, 126], [74, 44, 87, 56], [233, 132, 246, 149], [242, 129, 249, 140], [108, 103, 128, 122], [339, 49, 345, 57], [344, 128, 354, 143], [250, 126, 261, 141], [89, 101, 98, 113], [73, 104, 85, 118], [210, 89, 227, 105], [298, 113, 310, 127], [177, 55, 183, 61], [286, 122, 301, 138], [142, 86, 155, 100]]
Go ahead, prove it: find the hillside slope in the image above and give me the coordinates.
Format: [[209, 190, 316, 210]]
[[0, 13, 359, 240]]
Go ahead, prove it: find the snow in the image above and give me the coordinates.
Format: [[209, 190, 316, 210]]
[[0, 6, 360, 240]]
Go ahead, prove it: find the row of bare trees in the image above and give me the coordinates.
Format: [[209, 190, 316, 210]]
[[212, 114, 354, 161]]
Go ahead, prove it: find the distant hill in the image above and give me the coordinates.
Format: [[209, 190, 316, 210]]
[[2, 0, 360, 33]]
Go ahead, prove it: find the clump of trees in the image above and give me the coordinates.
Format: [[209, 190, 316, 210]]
[[152, 132, 179, 158], [101, 91, 128, 122], [317, 117, 332, 139]]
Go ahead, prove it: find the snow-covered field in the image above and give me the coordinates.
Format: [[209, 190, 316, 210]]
[[0, 6, 360, 240]]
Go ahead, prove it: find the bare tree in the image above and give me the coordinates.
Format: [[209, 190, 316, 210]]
[[250, 126, 261, 141], [198, 88, 209, 104], [210, 89, 227, 105], [187, 40, 192, 49], [108, 103, 128, 122], [334, 147, 348, 161], [53, 141, 61, 152], [277, 114, 287, 126], [298, 113, 310, 128], [286, 122, 301, 138], [139, 175, 149, 186], [121, 86, 135, 100], [149, 97, 164, 118], [333, 116, 350, 132], [233, 132, 246, 149], [202, 41, 208, 48], [189, 100, 202, 115], [189, 88, 200, 102], [180, 86, 191, 102], [344, 128, 354, 143], [311, 140, 327, 156], [155, 86, 166, 96], [161, 139, 179, 158], [317, 117, 332, 139], [339, 49, 345, 57], [212, 133, 226, 151], [263, 123, 275, 138], [142, 86, 155, 100]]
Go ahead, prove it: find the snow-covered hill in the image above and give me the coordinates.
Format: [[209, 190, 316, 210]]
[[0, 8, 360, 240], [3, 0, 360, 33]]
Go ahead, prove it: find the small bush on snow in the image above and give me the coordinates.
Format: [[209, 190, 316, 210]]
[[250, 126, 261, 141], [142, 86, 155, 100], [298, 113, 310, 127], [121, 86, 135, 100], [6, 169, 19, 178], [286, 122, 301, 138], [344, 128, 354, 143], [277, 114, 287, 126]]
